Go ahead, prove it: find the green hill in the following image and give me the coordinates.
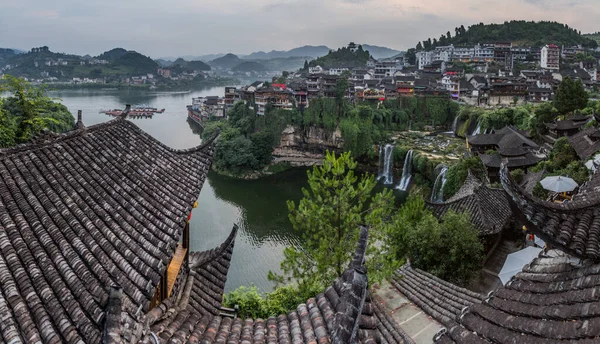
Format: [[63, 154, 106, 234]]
[[170, 58, 211, 71], [583, 32, 600, 44], [307, 46, 371, 69], [112, 52, 158, 74], [96, 48, 128, 62], [209, 53, 242, 69], [416, 21, 598, 50], [232, 61, 265, 72]]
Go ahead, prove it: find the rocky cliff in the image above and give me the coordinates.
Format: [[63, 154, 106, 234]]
[[273, 125, 343, 166]]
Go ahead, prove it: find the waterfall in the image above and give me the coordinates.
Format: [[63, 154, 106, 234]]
[[452, 115, 458, 134], [430, 166, 449, 202], [472, 120, 481, 136], [378, 144, 394, 185], [378, 145, 384, 177], [397, 150, 413, 191]]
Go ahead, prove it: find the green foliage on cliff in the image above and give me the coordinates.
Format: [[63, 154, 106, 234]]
[[206, 102, 298, 175], [442, 156, 486, 199], [417, 21, 597, 51]]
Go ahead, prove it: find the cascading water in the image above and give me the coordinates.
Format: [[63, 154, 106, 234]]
[[430, 166, 449, 202], [378, 144, 394, 185], [397, 150, 413, 191], [452, 115, 459, 135], [472, 120, 482, 136], [378, 145, 384, 177]]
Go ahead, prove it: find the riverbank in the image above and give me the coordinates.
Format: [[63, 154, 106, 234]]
[[38, 77, 238, 91]]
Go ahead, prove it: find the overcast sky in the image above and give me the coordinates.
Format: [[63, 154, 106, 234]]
[[1, 0, 598, 58]]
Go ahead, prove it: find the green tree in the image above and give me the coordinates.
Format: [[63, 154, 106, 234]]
[[442, 156, 486, 199], [269, 151, 398, 293], [405, 48, 417, 65], [416, 42, 423, 51], [553, 77, 589, 114], [1, 75, 74, 143], [0, 98, 15, 147], [528, 102, 559, 139], [391, 195, 484, 284]]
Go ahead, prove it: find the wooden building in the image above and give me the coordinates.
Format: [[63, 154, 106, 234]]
[[390, 165, 600, 343], [545, 114, 590, 137], [568, 127, 600, 160], [0, 112, 398, 343], [469, 126, 543, 181], [426, 172, 512, 249]]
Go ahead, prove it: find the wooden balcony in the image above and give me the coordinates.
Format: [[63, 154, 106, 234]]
[[167, 243, 188, 298]]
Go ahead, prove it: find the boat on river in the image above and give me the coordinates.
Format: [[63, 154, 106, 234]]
[[100, 104, 165, 117]]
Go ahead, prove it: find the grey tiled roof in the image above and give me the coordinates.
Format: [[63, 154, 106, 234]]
[[146, 227, 388, 344], [434, 250, 600, 343], [392, 264, 484, 326], [500, 162, 600, 260], [0, 116, 217, 343], [568, 127, 600, 160], [426, 173, 512, 235]]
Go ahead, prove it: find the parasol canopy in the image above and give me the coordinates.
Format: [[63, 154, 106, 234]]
[[499, 246, 542, 285], [540, 176, 578, 193]]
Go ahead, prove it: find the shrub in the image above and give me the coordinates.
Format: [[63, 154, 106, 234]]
[[223, 283, 323, 319], [510, 169, 525, 184]]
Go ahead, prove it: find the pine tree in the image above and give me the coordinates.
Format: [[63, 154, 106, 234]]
[[416, 42, 423, 51], [268, 152, 397, 292], [553, 77, 589, 114]]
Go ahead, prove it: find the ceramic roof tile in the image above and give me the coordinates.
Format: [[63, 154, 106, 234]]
[[500, 162, 600, 260], [0, 115, 217, 343], [434, 250, 600, 343], [426, 173, 512, 235]]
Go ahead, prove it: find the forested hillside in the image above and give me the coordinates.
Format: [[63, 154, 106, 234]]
[[416, 21, 598, 51], [306, 46, 371, 69]]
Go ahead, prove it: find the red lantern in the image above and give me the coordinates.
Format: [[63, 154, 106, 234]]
[[187, 212, 192, 222], [379, 97, 385, 101]]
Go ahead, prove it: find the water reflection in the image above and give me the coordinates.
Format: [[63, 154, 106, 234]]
[[189, 169, 308, 292]]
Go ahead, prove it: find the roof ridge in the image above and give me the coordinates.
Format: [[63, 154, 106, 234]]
[[190, 225, 238, 270], [0, 117, 122, 159]]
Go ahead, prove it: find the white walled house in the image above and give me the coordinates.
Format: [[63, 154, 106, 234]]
[[541, 44, 560, 70]]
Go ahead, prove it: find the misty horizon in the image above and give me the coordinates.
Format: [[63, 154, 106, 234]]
[[1, 0, 599, 59]]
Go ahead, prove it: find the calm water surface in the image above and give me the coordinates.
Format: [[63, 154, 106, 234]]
[[54, 87, 307, 292], [54, 87, 404, 292]]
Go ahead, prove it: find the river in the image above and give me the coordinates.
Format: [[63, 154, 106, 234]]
[[52, 87, 403, 292], [53, 87, 310, 292]]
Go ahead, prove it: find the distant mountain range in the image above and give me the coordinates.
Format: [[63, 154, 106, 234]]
[[158, 43, 403, 63], [243, 45, 330, 60]]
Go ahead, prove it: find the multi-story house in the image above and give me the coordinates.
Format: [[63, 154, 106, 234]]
[[562, 45, 585, 60], [511, 46, 531, 61], [494, 42, 513, 70], [329, 66, 350, 76], [474, 44, 495, 62], [374, 59, 403, 79], [541, 44, 560, 70], [453, 46, 475, 62], [309, 65, 326, 74], [416, 51, 434, 70], [254, 86, 294, 116]]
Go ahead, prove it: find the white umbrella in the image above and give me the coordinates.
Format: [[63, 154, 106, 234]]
[[534, 235, 545, 248], [540, 176, 578, 193], [499, 246, 542, 285]]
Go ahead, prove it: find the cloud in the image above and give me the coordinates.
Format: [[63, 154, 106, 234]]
[[0, 0, 599, 57], [27, 9, 60, 19]]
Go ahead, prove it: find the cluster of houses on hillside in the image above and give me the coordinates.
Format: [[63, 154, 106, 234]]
[[217, 41, 599, 116]]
